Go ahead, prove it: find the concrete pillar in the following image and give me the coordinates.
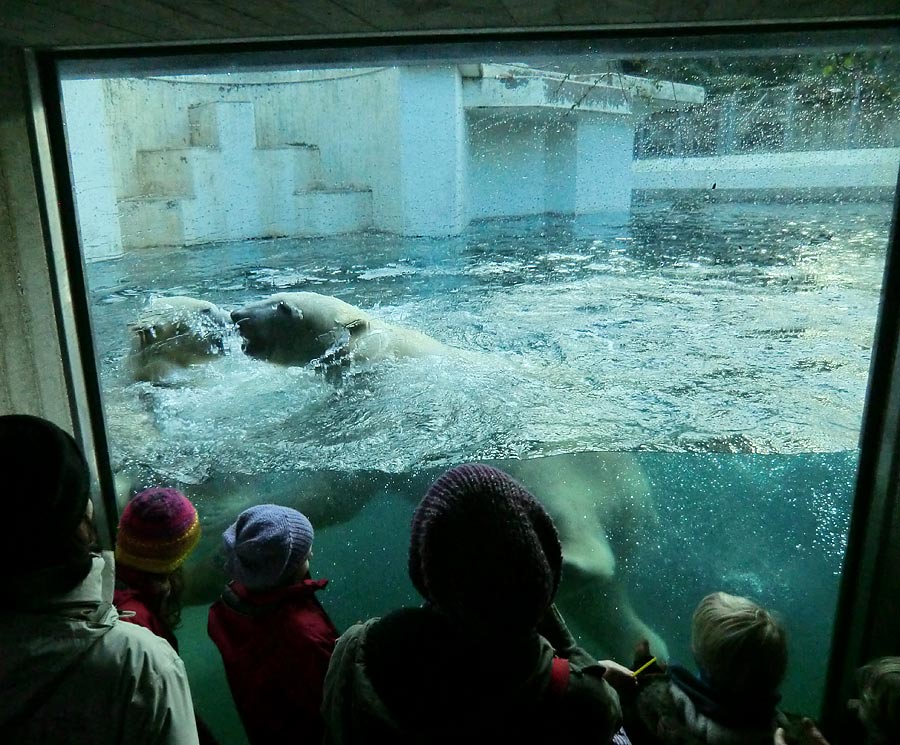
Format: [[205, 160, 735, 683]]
[[575, 112, 634, 214], [545, 119, 577, 213], [393, 66, 466, 236], [0, 45, 72, 425]]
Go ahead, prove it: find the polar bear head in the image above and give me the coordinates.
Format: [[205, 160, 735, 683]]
[[229, 292, 369, 367], [129, 296, 233, 381]]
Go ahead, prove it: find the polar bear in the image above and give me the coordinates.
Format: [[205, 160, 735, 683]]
[[229, 292, 449, 369], [128, 296, 234, 382], [175, 452, 667, 663], [498, 452, 669, 662]]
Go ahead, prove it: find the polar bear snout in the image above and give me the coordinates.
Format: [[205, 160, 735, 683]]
[[230, 309, 261, 355]]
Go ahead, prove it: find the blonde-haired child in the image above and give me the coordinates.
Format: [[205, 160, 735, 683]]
[[623, 591, 788, 745]]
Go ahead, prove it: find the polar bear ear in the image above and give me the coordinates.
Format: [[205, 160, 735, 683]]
[[276, 300, 302, 319], [345, 318, 369, 336]]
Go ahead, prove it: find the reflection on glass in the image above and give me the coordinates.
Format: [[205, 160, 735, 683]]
[[60, 44, 898, 738]]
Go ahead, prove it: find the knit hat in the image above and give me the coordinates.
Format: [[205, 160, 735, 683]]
[[0, 414, 90, 568], [115, 487, 201, 574], [409, 463, 562, 636], [222, 504, 314, 591]]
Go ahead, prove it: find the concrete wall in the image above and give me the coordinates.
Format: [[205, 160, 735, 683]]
[[393, 66, 467, 236], [634, 148, 900, 191], [63, 78, 122, 259], [0, 46, 71, 424], [64, 66, 650, 252], [576, 113, 634, 213], [61, 69, 402, 254]]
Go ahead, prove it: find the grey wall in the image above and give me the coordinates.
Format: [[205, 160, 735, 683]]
[[0, 46, 71, 427]]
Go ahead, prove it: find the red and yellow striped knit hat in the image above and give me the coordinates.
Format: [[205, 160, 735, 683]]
[[115, 487, 201, 574]]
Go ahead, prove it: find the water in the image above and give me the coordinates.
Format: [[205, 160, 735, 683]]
[[84, 198, 891, 742]]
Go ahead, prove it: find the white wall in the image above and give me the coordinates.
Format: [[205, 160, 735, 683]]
[[467, 110, 555, 220], [63, 69, 401, 253], [634, 148, 900, 191], [61, 78, 122, 259], [467, 109, 636, 219], [576, 113, 634, 213]]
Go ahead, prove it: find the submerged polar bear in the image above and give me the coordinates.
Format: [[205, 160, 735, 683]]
[[128, 296, 234, 382], [229, 292, 450, 369], [178, 452, 667, 663], [498, 453, 669, 662]]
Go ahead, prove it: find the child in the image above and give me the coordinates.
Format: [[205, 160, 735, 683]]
[[114, 486, 202, 650], [624, 591, 788, 745], [208, 504, 339, 745], [114, 486, 218, 744], [774, 656, 900, 745]]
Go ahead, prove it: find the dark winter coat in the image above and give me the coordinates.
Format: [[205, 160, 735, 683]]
[[622, 664, 787, 745], [321, 603, 622, 745]]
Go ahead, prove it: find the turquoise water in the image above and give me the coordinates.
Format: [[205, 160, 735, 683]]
[[82, 199, 892, 741], [176, 450, 855, 744]]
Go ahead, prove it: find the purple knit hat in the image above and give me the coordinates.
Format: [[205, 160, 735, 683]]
[[409, 463, 562, 636], [222, 504, 314, 591], [115, 487, 201, 574]]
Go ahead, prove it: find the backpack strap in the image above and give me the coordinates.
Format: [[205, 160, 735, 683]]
[[547, 656, 570, 698]]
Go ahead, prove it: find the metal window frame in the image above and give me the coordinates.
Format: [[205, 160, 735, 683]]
[[25, 20, 900, 733]]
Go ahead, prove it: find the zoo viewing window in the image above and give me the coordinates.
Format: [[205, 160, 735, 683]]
[[53, 31, 900, 745]]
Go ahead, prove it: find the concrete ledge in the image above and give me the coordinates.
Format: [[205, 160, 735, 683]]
[[295, 188, 373, 235], [118, 198, 185, 249], [634, 148, 900, 191], [634, 186, 895, 205]]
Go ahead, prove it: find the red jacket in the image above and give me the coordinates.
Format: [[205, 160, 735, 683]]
[[208, 578, 339, 745], [113, 586, 179, 650]]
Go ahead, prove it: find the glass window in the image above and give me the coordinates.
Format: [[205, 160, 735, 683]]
[[57, 35, 899, 742]]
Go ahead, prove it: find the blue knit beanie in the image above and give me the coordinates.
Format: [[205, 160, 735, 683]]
[[222, 505, 314, 591]]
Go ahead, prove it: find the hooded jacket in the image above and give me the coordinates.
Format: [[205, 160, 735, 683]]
[[0, 552, 199, 745], [321, 604, 621, 745], [208, 577, 339, 745]]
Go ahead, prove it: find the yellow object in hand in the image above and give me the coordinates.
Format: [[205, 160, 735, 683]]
[[632, 657, 657, 677]]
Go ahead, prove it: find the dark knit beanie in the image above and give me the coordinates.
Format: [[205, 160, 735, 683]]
[[0, 415, 90, 568], [409, 463, 562, 636]]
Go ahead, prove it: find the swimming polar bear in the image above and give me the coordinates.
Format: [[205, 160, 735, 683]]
[[128, 296, 234, 382], [230, 292, 451, 370]]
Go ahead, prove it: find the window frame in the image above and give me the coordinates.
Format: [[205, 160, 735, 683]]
[[27, 22, 900, 731]]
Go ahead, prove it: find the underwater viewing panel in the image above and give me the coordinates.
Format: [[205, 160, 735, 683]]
[[58, 35, 900, 743]]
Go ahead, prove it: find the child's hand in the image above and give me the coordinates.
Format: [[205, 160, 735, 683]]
[[631, 638, 666, 675], [774, 719, 830, 745], [600, 659, 639, 696]]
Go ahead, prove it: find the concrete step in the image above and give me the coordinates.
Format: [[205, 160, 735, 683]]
[[118, 197, 184, 249], [118, 185, 373, 248], [294, 186, 373, 236]]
